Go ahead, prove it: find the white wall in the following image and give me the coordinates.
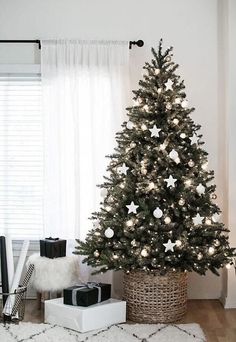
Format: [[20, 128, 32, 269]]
[[0, 0, 232, 300]]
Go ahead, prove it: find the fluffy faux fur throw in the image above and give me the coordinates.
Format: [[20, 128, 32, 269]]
[[27, 254, 80, 292]]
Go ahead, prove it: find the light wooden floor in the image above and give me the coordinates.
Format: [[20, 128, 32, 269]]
[[24, 299, 236, 342]]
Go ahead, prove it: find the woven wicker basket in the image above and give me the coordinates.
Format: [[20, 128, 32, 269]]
[[123, 270, 187, 323]]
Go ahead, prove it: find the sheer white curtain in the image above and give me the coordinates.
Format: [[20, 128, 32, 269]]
[[41, 40, 130, 244]]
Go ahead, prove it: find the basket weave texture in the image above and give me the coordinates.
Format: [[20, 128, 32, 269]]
[[123, 270, 187, 323]]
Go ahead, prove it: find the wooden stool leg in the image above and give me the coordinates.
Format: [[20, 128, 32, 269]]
[[37, 292, 42, 310]]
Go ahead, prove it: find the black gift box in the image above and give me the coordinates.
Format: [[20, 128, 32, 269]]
[[40, 238, 66, 258], [63, 283, 111, 307]]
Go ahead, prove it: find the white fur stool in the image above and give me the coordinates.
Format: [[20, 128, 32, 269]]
[[27, 254, 80, 308]]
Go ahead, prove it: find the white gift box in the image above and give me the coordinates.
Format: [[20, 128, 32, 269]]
[[44, 297, 126, 332]]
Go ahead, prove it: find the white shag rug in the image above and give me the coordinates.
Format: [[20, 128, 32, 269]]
[[0, 322, 206, 342]]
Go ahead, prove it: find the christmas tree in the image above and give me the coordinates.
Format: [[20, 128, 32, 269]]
[[75, 40, 234, 276]]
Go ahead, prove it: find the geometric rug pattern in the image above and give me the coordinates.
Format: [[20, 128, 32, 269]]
[[0, 322, 206, 342]]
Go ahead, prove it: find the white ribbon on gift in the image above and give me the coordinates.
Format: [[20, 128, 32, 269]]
[[72, 282, 102, 306]]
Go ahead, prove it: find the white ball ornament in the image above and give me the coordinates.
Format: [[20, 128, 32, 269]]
[[178, 198, 185, 206], [100, 188, 108, 198], [181, 100, 188, 108], [104, 227, 114, 238], [188, 160, 195, 167], [94, 250, 100, 257], [208, 246, 215, 255], [180, 133, 186, 139], [141, 248, 149, 257], [126, 121, 134, 130], [196, 183, 205, 195], [153, 207, 163, 218], [169, 149, 179, 161], [164, 216, 171, 224]]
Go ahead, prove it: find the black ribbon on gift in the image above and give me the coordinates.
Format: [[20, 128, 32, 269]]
[[45, 237, 59, 241], [72, 282, 102, 306]]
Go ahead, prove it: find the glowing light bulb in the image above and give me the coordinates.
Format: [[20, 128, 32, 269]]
[[175, 240, 182, 247], [105, 206, 111, 212], [143, 105, 149, 111], [141, 249, 149, 257], [126, 219, 134, 227], [119, 183, 125, 189], [173, 118, 179, 125], [208, 246, 215, 255], [141, 124, 147, 131], [180, 133, 186, 139], [148, 182, 155, 190], [160, 143, 167, 150], [185, 179, 192, 187], [155, 68, 160, 75], [205, 219, 212, 225], [164, 216, 171, 224], [226, 263, 231, 269]]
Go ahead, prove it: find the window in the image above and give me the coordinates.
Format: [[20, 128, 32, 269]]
[[0, 74, 43, 239]]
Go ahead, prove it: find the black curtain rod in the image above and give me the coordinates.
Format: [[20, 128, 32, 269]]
[[0, 39, 144, 50]]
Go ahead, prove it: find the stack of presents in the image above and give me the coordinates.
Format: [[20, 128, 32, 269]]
[[40, 238, 126, 332]]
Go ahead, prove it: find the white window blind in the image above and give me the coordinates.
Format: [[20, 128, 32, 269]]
[[0, 75, 43, 239]]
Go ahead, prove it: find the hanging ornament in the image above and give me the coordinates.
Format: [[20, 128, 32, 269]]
[[160, 142, 167, 150], [205, 218, 212, 225], [155, 68, 160, 75], [117, 163, 129, 175], [166, 56, 171, 62], [208, 246, 215, 255], [169, 149, 179, 161], [214, 239, 220, 247], [141, 124, 147, 131], [211, 193, 217, 200], [197, 252, 203, 260], [190, 134, 199, 145], [201, 162, 208, 170], [193, 213, 204, 225], [100, 188, 108, 198], [163, 239, 176, 252], [181, 100, 188, 108], [185, 179, 192, 187], [166, 102, 172, 110], [188, 160, 195, 167], [141, 248, 149, 257], [196, 183, 205, 195], [147, 182, 155, 190], [165, 79, 173, 90], [153, 207, 163, 218], [164, 175, 177, 188], [126, 201, 139, 214], [131, 239, 137, 247], [149, 125, 161, 137], [126, 121, 134, 130], [212, 213, 221, 222], [164, 216, 171, 224], [104, 227, 114, 238], [173, 118, 179, 125], [113, 253, 119, 260], [126, 219, 134, 227], [157, 88, 162, 94], [175, 98, 181, 104], [178, 198, 185, 206], [180, 133, 186, 139], [175, 240, 182, 247], [94, 250, 100, 257], [226, 263, 231, 269]]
